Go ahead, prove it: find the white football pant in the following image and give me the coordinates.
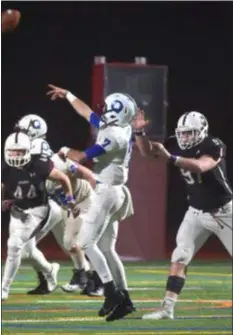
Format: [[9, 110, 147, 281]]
[[2, 199, 62, 295], [171, 200, 232, 265], [77, 183, 134, 290]]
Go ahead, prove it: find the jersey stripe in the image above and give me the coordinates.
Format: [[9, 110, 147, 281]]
[[217, 166, 233, 195]]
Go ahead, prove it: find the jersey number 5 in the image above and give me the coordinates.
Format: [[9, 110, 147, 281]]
[[180, 169, 202, 185]]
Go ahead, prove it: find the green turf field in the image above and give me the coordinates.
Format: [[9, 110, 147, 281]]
[[2, 260, 232, 335]]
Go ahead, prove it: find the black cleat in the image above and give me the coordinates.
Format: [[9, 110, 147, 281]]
[[98, 290, 124, 317], [81, 271, 104, 297], [106, 299, 136, 321], [27, 271, 50, 295], [106, 290, 136, 322], [61, 268, 88, 293]]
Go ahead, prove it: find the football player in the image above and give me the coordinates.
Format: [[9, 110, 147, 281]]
[[47, 85, 136, 321], [1, 132, 76, 300], [133, 109, 232, 320], [15, 114, 100, 295]]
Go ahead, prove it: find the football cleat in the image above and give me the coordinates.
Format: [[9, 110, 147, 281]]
[[27, 271, 50, 295], [45, 263, 60, 292], [142, 309, 174, 320], [1, 289, 9, 301], [89, 286, 104, 297], [61, 268, 88, 293], [98, 290, 124, 317], [106, 290, 136, 322]]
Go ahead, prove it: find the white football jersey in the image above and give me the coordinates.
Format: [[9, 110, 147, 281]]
[[30, 138, 53, 158], [94, 125, 133, 185], [46, 154, 92, 204]]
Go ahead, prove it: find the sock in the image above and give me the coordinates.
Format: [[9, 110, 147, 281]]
[[163, 296, 177, 311], [104, 280, 116, 297], [31, 247, 52, 274], [70, 250, 90, 272], [84, 244, 113, 284]]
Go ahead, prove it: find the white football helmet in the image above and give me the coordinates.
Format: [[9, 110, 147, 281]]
[[100, 93, 137, 127], [15, 114, 48, 140], [175, 111, 209, 150], [4, 132, 31, 167]]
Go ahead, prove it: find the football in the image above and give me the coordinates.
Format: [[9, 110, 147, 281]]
[[1, 9, 21, 33]]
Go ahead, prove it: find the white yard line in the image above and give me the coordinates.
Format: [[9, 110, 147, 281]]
[[2, 314, 232, 324], [10, 286, 202, 292], [35, 299, 232, 304]]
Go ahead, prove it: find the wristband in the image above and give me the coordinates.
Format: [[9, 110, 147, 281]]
[[133, 129, 146, 136], [60, 146, 70, 158], [169, 155, 180, 164], [66, 91, 77, 103], [65, 195, 75, 204]]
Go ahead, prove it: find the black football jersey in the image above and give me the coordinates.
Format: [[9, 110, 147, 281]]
[[165, 135, 233, 211], [1, 156, 54, 210]]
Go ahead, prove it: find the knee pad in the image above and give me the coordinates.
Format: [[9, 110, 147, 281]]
[[7, 237, 24, 258], [21, 248, 31, 259], [171, 245, 194, 266], [21, 244, 37, 259], [63, 234, 74, 252]]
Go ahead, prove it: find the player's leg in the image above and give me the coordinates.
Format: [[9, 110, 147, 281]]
[[26, 219, 67, 295], [2, 206, 48, 300], [21, 238, 60, 293], [77, 185, 126, 316], [142, 207, 211, 320], [207, 201, 232, 256], [61, 214, 90, 292], [24, 200, 63, 295], [98, 219, 135, 321]]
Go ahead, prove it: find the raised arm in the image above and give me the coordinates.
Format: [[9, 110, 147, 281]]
[[47, 84, 100, 126], [132, 108, 157, 157]]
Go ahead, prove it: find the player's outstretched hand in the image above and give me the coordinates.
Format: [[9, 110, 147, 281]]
[[47, 84, 67, 101], [132, 108, 150, 130], [150, 142, 171, 160]]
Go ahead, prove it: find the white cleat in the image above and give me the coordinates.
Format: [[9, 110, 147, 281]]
[[61, 283, 82, 293], [142, 309, 174, 320], [46, 263, 60, 292], [88, 287, 104, 297], [1, 289, 9, 301]]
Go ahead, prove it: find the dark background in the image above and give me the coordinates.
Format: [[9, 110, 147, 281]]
[[2, 1, 233, 257]]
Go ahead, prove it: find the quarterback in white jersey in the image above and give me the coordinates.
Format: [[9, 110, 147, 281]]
[[14, 114, 96, 295], [47, 85, 136, 321], [93, 124, 132, 185]]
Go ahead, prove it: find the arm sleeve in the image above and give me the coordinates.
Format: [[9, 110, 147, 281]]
[[90, 112, 101, 129], [204, 138, 225, 161]]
